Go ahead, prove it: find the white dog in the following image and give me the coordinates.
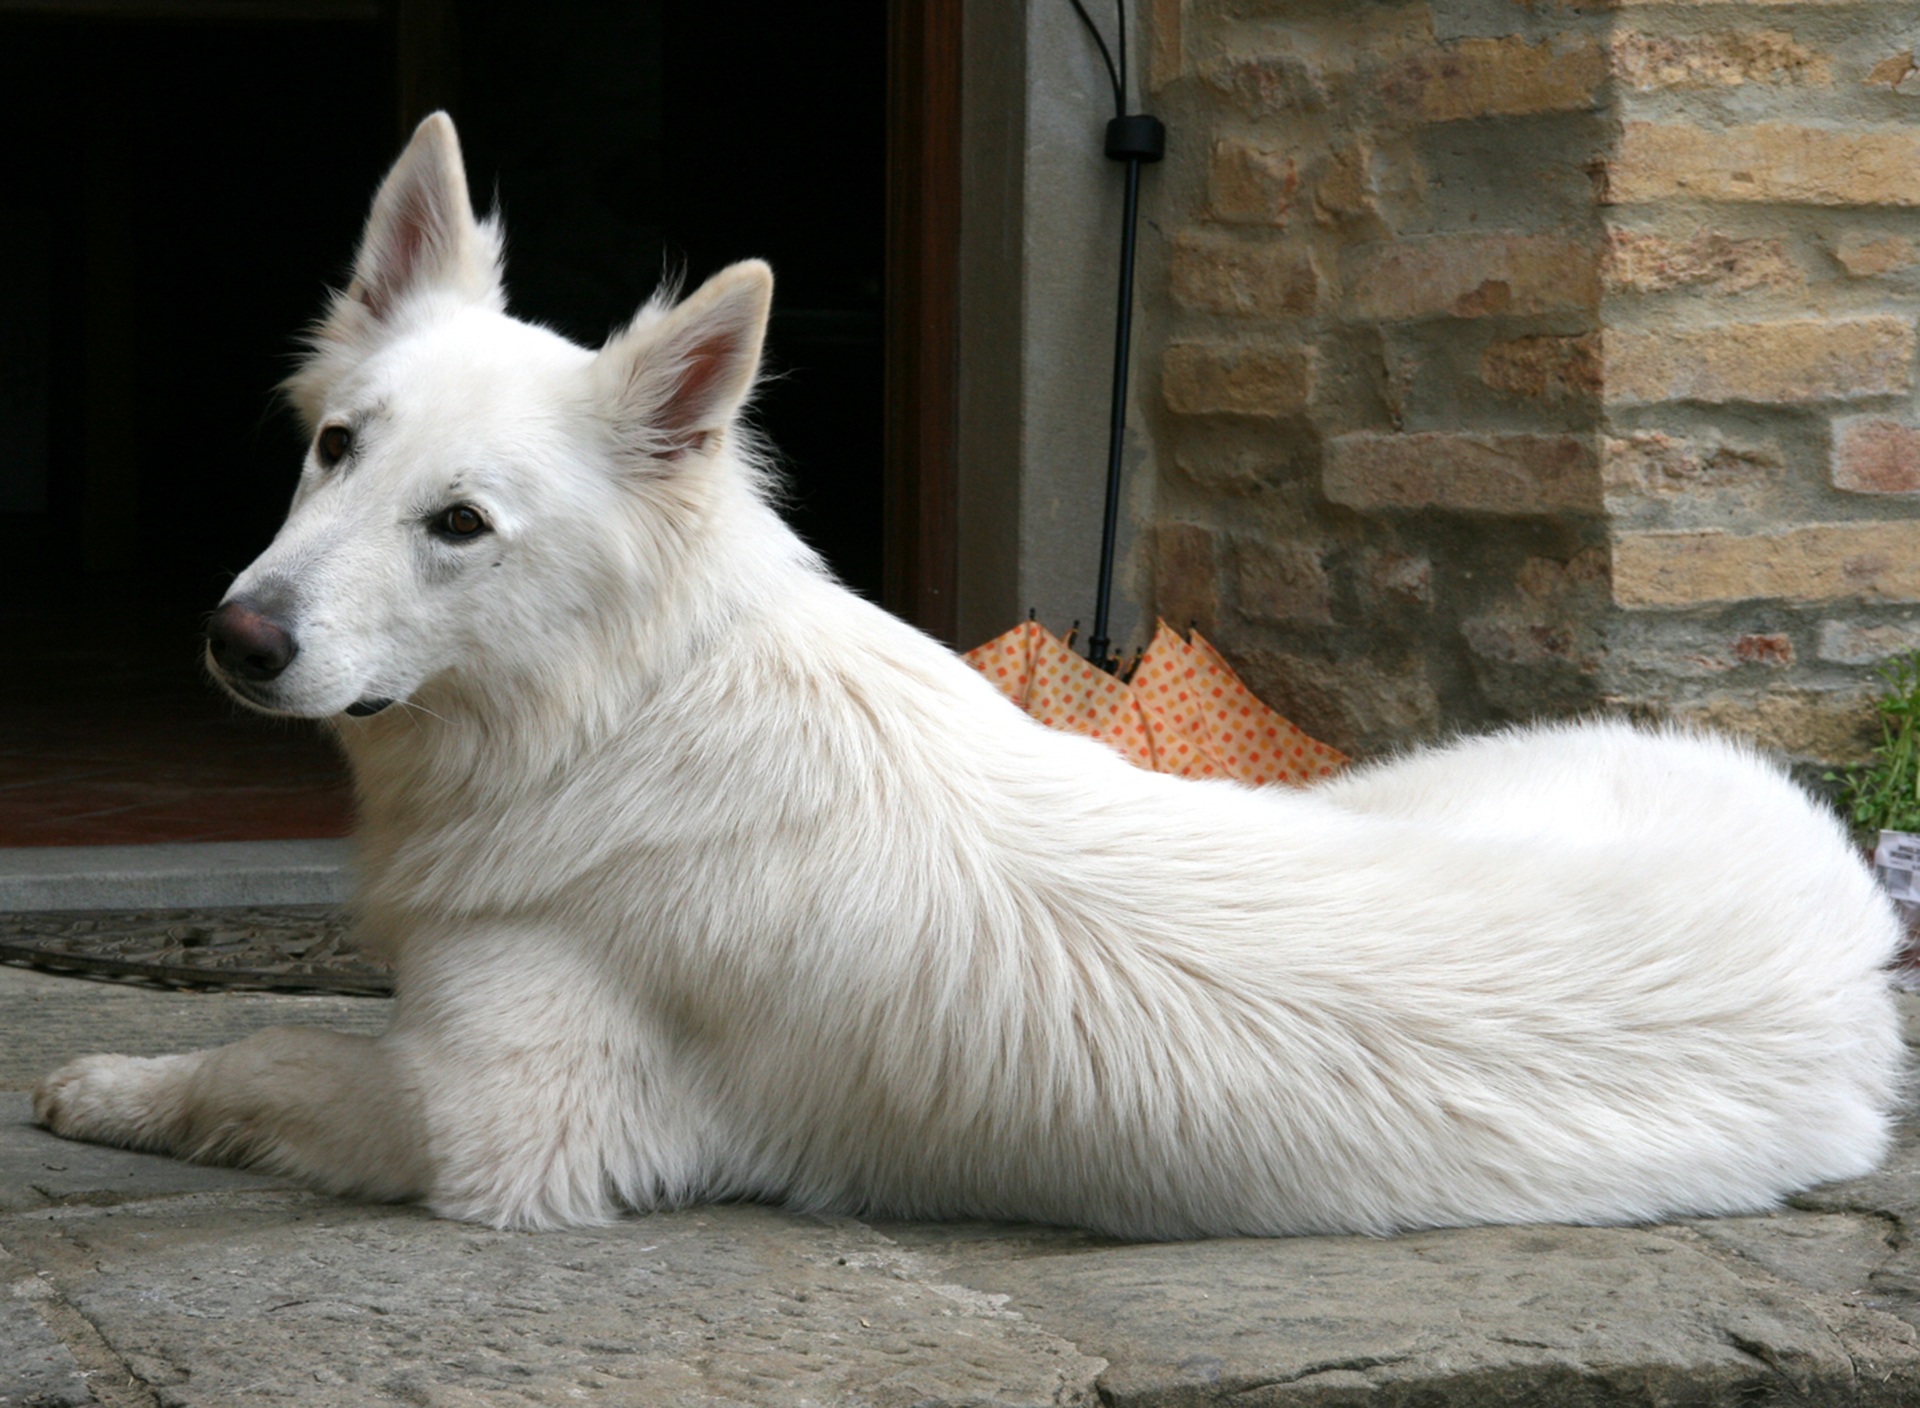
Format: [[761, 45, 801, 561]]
[[34, 115, 1904, 1237]]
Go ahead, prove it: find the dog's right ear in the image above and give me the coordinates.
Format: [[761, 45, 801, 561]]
[[345, 112, 501, 322], [286, 113, 504, 429]]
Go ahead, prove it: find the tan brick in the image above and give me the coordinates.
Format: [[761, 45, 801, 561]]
[[1516, 548, 1609, 601], [1659, 690, 1875, 765], [1357, 549, 1434, 611], [1381, 38, 1606, 122], [1324, 432, 1602, 515], [1818, 619, 1920, 664], [1170, 235, 1317, 318], [1833, 417, 1920, 493], [1203, 53, 1327, 116], [1864, 50, 1920, 93], [1481, 334, 1601, 402], [1603, 229, 1801, 295], [1613, 520, 1920, 607], [1609, 123, 1920, 207], [1231, 539, 1332, 624], [1610, 639, 1742, 679], [1602, 432, 1779, 495], [1621, 634, 1802, 677], [1580, 0, 1859, 9], [1210, 140, 1298, 225], [1153, 522, 1218, 635], [1174, 446, 1288, 496], [1610, 30, 1829, 90], [1227, 1, 1436, 54], [1602, 317, 1914, 406], [1349, 233, 1599, 320], [1312, 142, 1378, 228], [1462, 551, 1609, 672], [1148, 0, 1185, 91], [1234, 646, 1443, 754], [1462, 614, 1583, 668], [1164, 343, 1315, 417], [1834, 233, 1919, 278]]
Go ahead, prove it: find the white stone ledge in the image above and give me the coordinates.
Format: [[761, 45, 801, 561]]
[[0, 840, 353, 912]]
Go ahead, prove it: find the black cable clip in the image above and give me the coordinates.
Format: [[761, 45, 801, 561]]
[[1104, 114, 1166, 164]]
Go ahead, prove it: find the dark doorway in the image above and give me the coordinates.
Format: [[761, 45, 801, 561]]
[[0, 8, 392, 847], [454, 2, 887, 600], [0, 2, 890, 846]]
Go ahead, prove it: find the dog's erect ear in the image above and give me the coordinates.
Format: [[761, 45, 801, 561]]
[[347, 112, 500, 321], [594, 261, 774, 467], [285, 114, 504, 429]]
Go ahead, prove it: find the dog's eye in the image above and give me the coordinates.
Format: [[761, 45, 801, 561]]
[[316, 425, 352, 467], [431, 504, 490, 541]]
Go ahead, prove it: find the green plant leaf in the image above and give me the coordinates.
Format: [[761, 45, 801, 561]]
[[1833, 650, 1920, 841]]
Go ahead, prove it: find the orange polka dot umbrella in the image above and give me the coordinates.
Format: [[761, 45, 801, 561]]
[[963, 619, 1346, 787]]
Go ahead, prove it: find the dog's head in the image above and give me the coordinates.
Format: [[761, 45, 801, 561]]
[[207, 113, 776, 723]]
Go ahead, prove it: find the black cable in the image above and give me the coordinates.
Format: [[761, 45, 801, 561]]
[[1065, 0, 1165, 674], [1086, 154, 1144, 675], [1066, 0, 1124, 118]]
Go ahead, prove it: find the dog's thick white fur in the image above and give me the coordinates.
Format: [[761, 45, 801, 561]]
[[35, 115, 1905, 1237]]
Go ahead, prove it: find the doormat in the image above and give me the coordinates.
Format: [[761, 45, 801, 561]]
[[0, 906, 390, 996]]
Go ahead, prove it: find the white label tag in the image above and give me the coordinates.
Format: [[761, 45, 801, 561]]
[[1875, 831, 1920, 903]]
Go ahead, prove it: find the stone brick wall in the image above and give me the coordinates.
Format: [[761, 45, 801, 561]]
[[1141, 0, 1920, 772]]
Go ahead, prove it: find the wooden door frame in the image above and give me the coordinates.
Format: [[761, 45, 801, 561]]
[[883, 0, 962, 644]]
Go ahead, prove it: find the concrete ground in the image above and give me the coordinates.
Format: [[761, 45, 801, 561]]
[[5, 964, 1920, 1407]]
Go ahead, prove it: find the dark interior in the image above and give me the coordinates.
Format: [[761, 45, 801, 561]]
[[0, 3, 886, 845]]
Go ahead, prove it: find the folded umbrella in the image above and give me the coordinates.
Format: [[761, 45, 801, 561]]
[[964, 620, 1347, 786]]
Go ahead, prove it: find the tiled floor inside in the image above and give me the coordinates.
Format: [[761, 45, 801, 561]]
[[0, 607, 352, 847]]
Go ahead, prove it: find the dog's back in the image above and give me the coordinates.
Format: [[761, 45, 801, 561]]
[[513, 582, 1907, 1236], [344, 549, 1902, 1235]]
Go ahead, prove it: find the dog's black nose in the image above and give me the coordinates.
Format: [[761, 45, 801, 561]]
[[206, 598, 298, 681]]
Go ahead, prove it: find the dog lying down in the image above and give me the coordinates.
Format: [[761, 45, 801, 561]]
[[34, 114, 1903, 1237]]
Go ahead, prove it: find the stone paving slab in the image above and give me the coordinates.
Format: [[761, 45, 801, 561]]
[[4, 978, 1920, 1406], [948, 1218, 1920, 1406], [0, 1193, 1106, 1408]]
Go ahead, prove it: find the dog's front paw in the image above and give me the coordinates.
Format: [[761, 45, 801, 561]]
[[33, 1054, 191, 1154]]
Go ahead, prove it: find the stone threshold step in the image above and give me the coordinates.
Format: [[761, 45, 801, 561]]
[[0, 840, 352, 912]]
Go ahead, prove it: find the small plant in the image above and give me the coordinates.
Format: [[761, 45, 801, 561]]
[[1830, 651, 1920, 840]]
